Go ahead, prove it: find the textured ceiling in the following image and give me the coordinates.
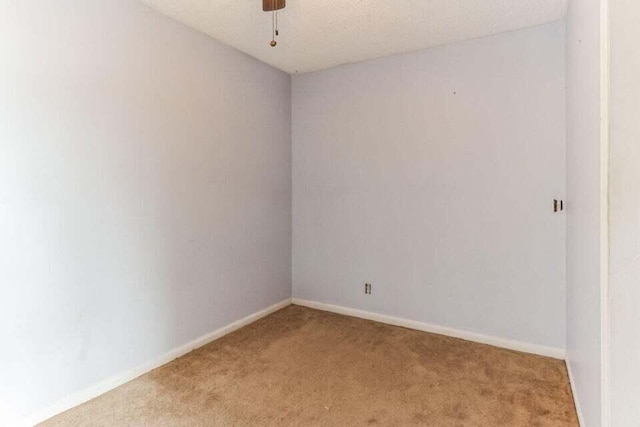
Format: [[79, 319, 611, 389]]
[[138, 0, 568, 74]]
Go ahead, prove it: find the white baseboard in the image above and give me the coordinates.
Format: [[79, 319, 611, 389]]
[[565, 359, 585, 426], [28, 298, 292, 426], [27, 297, 570, 425], [291, 298, 566, 360]]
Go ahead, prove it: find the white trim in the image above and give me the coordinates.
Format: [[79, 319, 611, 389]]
[[599, 0, 611, 425], [28, 298, 292, 426], [291, 298, 566, 359], [566, 359, 585, 426]]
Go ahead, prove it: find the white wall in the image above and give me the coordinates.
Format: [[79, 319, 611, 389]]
[[609, 1, 640, 425], [0, 0, 291, 420], [292, 23, 567, 350], [565, 0, 606, 424]]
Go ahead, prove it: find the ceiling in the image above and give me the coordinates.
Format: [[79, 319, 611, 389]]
[[138, 0, 568, 74]]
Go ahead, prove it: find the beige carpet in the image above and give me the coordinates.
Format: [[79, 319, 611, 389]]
[[42, 305, 578, 426]]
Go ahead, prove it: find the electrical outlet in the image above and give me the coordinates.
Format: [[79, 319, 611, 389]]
[[364, 283, 372, 295]]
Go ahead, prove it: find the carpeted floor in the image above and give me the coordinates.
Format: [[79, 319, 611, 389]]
[[42, 305, 578, 426]]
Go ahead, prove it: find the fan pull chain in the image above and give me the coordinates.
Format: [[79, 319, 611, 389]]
[[266, 0, 283, 47], [270, 0, 277, 46]]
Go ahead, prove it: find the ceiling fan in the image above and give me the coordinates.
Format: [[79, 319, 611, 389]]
[[262, 0, 286, 47]]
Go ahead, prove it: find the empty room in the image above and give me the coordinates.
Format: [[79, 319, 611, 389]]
[[1, 0, 638, 426]]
